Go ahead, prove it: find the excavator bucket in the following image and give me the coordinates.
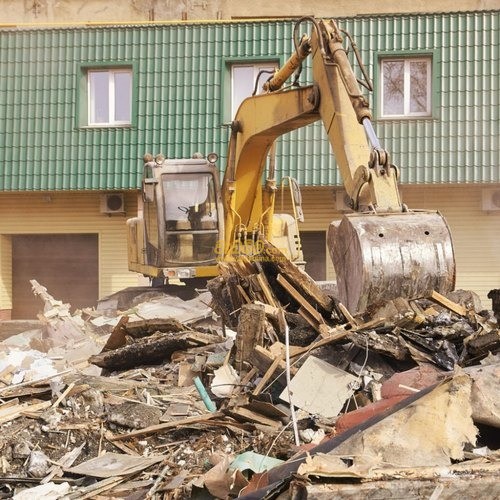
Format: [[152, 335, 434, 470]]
[[328, 211, 455, 315]]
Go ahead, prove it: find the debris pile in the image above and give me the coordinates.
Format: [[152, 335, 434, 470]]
[[0, 251, 499, 498]]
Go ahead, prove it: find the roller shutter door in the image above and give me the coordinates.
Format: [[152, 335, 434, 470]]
[[12, 234, 98, 319]]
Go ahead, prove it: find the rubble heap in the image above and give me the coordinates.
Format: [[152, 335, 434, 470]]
[[0, 251, 499, 498]]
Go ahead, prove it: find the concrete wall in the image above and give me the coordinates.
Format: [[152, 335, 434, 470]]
[[0, 0, 495, 25]]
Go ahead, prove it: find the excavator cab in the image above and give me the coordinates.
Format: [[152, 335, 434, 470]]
[[127, 154, 224, 282]]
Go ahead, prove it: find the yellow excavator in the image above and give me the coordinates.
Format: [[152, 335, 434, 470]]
[[127, 17, 455, 314]]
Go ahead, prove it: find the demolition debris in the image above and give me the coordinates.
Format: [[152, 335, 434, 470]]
[[0, 256, 499, 498]]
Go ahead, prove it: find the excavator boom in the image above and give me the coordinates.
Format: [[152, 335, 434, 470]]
[[224, 17, 455, 314]]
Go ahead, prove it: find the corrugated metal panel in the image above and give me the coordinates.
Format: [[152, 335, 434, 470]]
[[0, 192, 140, 305], [0, 11, 498, 191]]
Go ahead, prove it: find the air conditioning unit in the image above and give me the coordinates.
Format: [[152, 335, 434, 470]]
[[100, 193, 125, 214], [481, 189, 500, 212], [335, 190, 353, 213]]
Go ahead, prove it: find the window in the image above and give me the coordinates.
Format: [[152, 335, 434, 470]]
[[380, 57, 432, 118], [87, 68, 132, 126], [231, 63, 277, 117]]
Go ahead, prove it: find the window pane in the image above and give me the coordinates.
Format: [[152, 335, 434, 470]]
[[382, 60, 404, 115], [89, 71, 109, 123], [114, 71, 132, 122], [231, 63, 276, 118], [409, 60, 429, 113], [232, 65, 255, 117]]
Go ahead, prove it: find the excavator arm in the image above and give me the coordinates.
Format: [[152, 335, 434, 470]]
[[221, 85, 319, 257], [222, 17, 455, 314]]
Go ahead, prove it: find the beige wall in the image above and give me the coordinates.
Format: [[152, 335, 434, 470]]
[[1, 184, 498, 313], [0, 235, 12, 317], [400, 184, 500, 308], [0, 0, 495, 25], [0, 191, 141, 312]]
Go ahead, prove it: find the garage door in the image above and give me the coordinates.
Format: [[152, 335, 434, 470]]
[[300, 231, 326, 281], [12, 234, 98, 319]]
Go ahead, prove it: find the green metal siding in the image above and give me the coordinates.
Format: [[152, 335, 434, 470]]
[[0, 11, 498, 191]]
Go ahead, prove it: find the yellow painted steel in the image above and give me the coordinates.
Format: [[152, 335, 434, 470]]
[[221, 17, 455, 313], [222, 87, 319, 257]]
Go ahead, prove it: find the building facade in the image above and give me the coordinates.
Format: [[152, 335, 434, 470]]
[[0, 6, 498, 318]]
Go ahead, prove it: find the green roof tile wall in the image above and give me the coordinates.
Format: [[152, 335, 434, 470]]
[[0, 11, 498, 191]]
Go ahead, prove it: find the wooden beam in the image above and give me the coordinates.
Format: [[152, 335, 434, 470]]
[[252, 356, 281, 396], [277, 274, 324, 324], [109, 412, 225, 441], [429, 290, 467, 316]]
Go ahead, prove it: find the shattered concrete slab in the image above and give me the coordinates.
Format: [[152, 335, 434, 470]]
[[464, 362, 500, 428], [333, 374, 477, 467], [279, 356, 358, 418]]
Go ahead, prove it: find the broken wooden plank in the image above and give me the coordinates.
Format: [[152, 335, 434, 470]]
[[276, 274, 326, 324], [207, 267, 245, 328], [41, 443, 85, 484], [0, 364, 15, 385], [336, 302, 360, 329], [105, 431, 141, 456], [0, 400, 51, 425], [236, 284, 252, 304], [109, 412, 224, 441], [429, 290, 467, 316], [260, 240, 334, 315], [89, 331, 199, 370], [237, 256, 258, 276], [288, 326, 352, 359], [0, 368, 73, 397], [66, 477, 125, 499], [123, 317, 186, 339], [235, 303, 266, 373], [101, 315, 129, 351], [243, 400, 289, 421], [89, 335, 191, 370], [51, 382, 75, 409], [255, 273, 279, 307], [249, 345, 297, 384], [297, 306, 331, 339], [226, 406, 282, 429], [347, 329, 409, 361], [252, 356, 281, 396]]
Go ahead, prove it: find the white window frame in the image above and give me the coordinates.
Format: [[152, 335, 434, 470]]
[[380, 57, 432, 118], [230, 62, 277, 118], [87, 68, 132, 126]]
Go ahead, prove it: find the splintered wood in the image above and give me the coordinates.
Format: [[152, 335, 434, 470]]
[[235, 303, 266, 372], [208, 241, 338, 337], [2, 244, 499, 499]]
